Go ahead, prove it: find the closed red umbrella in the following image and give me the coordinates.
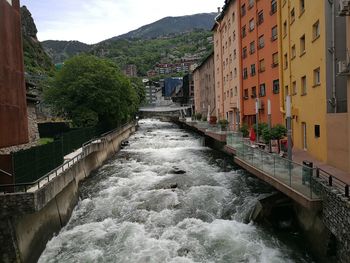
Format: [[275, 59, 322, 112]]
[[249, 127, 256, 142]]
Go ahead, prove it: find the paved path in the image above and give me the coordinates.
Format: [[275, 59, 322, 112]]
[[293, 148, 350, 185]]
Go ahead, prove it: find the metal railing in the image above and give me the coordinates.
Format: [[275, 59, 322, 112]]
[[0, 122, 135, 194], [0, 168, 12, 177], [316, 168, 350, 198], [0, 153, 83, 193], [235, 142, 319, 200]]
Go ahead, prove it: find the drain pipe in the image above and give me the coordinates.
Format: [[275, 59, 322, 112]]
[[215, 8, 224, 120], [328, 0, 337, 112]]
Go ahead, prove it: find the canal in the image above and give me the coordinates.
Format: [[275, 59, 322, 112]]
[[39, 119, 314, 263]]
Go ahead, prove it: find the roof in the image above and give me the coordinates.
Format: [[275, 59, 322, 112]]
[[211, 0, 235, 31], [193, 51, 214, 72]]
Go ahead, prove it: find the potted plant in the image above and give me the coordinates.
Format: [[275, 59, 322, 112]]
[[240, 123, 249, 137], [219, 119, 229, 130], [195, 113, 202, 121], [209, 116, 217, 125]]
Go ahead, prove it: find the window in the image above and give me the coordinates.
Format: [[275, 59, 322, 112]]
[[300, 34, 306, 55], [258, 11, 264, 25], [301, 75, 307, 95], [242, 25, 247, 38], [259, 59, 265, 72], [251, 86, 257, 98], [229, 54, 232, 63], [251, 64, 256, 76], [292, 81, 297, 95], [315, 125, 320, 138], [233, 31, 236, 41], [291, 45, 296, 59], [271, 0, 277, 14], [259, 84, 266, 97], [232, 12, 235, 22], [243, 68, 248, 79], [242, 47, 247, 58], [234, 68, 237, 78], [244, 89, 249, 99], [273, 79, 280, 94], [230, 89, 233, 97], [229, 37, 232, 46], [234, 86, 238, 96], [284, 53, 288, 69], [250, 41, 255, 54], [271, 26, 278, 41], [272, 52, 279, 67], [241, 4, 246, 17], [313, 68, 320, 86], [249, 19, 255, 32], [258, 35, 264, 49], [290, 8, 295, 23], [300, 0, 305, 15], [283, 21, 287, 37], [248, 0, 254, 9], [234, 49, 237, 59], [230, 71, 233, 80], [313, 20, 320, 40]]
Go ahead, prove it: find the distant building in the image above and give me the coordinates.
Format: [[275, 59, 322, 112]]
[[143, 79, 158, 105], [0, 0, 28, 148], [123, 64, 137, 77], [172, 74, 194, 106], [193, 53, 216, 119], [164, 77, 183, 98]]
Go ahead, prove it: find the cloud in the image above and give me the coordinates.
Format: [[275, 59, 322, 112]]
[[21, 0, 220, 44]]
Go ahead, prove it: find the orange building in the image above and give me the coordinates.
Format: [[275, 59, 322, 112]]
[[213, 0, 241, 130], [239, 0, 282, 126], [0, 0, 28, 148]]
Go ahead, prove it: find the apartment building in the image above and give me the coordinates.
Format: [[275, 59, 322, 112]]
[[213, 0, 241, 130], [0, 0, 28, 148], [278, 0, 347, 163], [240, 0, 282, 127], [193, 53, 216, 118]]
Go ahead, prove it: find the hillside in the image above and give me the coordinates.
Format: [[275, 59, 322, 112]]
[[42, 40, 91, 64], [41, 13, 215, 75], [21, 6, 54, 75], [92, 30, 213, 76], [111, 13, 217, 40]]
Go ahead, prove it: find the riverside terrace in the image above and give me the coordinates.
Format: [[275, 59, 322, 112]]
[[180, 118, 350, 261], [180, 119, 350, 209]]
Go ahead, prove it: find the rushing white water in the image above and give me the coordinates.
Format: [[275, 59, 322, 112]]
[[39, 119, 313, 263]]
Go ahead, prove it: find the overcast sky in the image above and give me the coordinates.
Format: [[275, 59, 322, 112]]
[[21, 0, 220, 44]]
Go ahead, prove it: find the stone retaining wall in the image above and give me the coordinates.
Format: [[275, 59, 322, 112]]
[[312, 178, 350, 263]]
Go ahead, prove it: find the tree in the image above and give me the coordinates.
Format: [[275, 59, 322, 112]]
[[45, 55, 140, 129]]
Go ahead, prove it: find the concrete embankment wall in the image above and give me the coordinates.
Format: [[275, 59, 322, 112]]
[[0, 123, 136, 263]]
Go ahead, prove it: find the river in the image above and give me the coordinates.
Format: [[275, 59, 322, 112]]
[[39, 119, 314, 263]]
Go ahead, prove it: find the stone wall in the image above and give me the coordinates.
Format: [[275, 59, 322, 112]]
[[312, 177, 350, 263]]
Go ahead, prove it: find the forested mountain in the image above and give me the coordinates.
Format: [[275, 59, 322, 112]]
[[91, 30, 213, 76], [41, 40, 91, 64], [111, 13, 217, 40], [41, 13, 215, 75]]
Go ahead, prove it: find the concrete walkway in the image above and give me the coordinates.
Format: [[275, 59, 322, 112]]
[[293, 148, 350, 185]]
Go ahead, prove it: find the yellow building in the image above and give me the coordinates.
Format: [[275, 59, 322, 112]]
[[278, 0, 347, 163]]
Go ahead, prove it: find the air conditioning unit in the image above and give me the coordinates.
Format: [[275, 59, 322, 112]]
[[339, 0, 350, 16], [337, 60, 350, 74]]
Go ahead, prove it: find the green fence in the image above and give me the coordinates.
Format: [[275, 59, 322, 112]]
[[62, 127, 97, 155], [13, 140, 63, 184], [13, 126, 99, 184]]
